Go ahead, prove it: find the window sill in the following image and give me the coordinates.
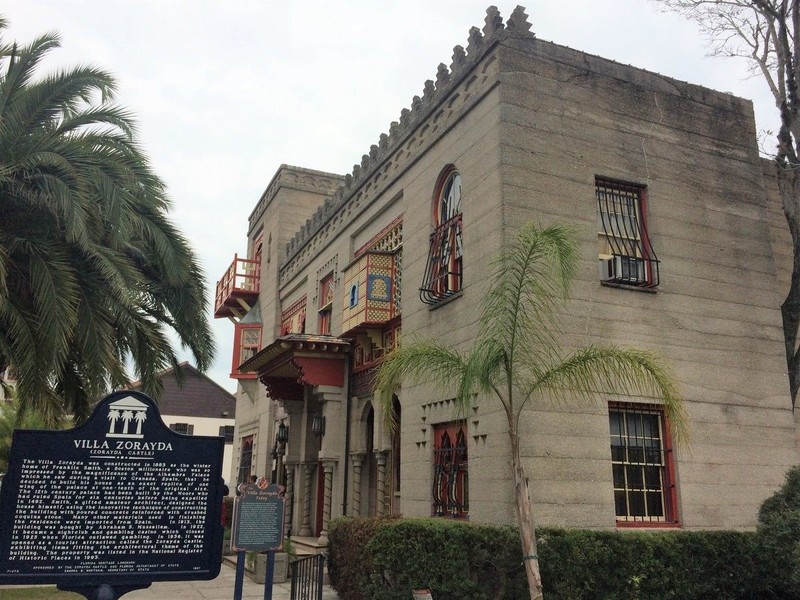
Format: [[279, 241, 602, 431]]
[[616, 520, 680, 529], [427, 291, 463, 310], [600, 281, 657, 294]]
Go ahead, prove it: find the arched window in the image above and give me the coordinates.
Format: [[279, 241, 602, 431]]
[[420, 167, 463, 305], [432, 421, 469, 518]]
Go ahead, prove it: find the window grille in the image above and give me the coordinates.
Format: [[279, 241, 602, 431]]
[[609, 404, 677, 525], [420, 169, 463, 305], [596, 177, 659, 287], [432, 421, 469, 518], [169, 423, 194, 435], [219, 425, 234, 443]]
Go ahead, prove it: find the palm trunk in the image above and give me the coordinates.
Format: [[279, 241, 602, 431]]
[[508, 416, 544, 599]]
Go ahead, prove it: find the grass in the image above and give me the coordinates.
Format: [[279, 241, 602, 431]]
[[0, 587, 81, 599]]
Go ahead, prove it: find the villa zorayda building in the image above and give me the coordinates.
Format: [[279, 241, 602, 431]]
[[214, 6, 800, 548]]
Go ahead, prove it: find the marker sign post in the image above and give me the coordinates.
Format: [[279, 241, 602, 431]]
[[231, 480, 285, 600], [0, 390, 225, 600]]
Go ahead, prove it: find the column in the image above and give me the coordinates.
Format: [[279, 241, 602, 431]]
[[299, 462, 313, 537], [376, 451, 388, 517], [317, 460, 335, 546], [350, 452, 365, 517], [284, 464, 295, 539]]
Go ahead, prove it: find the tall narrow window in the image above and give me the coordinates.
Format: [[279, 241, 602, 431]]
[[609, 403, 678, 526], [280, 296, 307, 335], [238, 435, 254, 485], [596, 177, 659, 287], [420, 167, 463, 305], [231, 323, 261, 378], [432, 421, 468, 518], [318, 274, 334, 335]]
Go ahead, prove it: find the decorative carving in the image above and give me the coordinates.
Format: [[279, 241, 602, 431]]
[[284, 466, 294, 538], [507, 5, 533, 34], [483, 5, 504, 37], [451, 45, 467, 73], [318, 461, 335, 545], [351, 452, 365, 517], [422, 80, 436, 104], [466, 26, 484, 57], [376, 451, 388, 517], [299, 463, 313, 536], [435, 63, 451, 89]]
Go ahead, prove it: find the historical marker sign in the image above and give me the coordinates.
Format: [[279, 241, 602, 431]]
[[0, 390, 225, 588], [231, 481, 285, 552]]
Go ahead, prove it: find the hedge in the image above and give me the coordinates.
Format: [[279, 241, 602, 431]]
[[328, 519, 776, 599]]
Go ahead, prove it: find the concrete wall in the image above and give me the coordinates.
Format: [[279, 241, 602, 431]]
[[226, 11, 798, 532]]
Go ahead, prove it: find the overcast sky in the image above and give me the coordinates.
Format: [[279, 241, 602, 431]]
[[3, 1, 778, 393]]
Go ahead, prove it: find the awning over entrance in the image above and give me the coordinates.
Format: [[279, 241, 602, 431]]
[[239, 334, 350, 401]]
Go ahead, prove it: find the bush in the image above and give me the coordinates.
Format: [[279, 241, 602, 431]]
[[758, 465, 800, 599], [328, 518, 772, 599], [328, 516, 394, 600], [538, 528, 764, 599], [362, 519, 526, 600]]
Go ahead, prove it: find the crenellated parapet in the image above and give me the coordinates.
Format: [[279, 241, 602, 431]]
[[279, 5, 533, 283], [247, 165, 343, 235]]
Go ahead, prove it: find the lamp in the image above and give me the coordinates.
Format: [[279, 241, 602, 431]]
[[276, 420, 289, 445], [311, 413, 326, 437]]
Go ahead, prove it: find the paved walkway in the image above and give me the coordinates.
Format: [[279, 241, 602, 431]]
[[124, 559, 339, 600], [0, 560, 339, 600]]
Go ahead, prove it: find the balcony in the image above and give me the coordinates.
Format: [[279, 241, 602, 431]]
[[214, 254, 261, 319], [341, 251, 397, 334]]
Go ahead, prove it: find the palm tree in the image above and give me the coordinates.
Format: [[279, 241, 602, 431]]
[[0, 396, 57, 473], [0, 18, 214, 424], [376, 222, 688, 600]]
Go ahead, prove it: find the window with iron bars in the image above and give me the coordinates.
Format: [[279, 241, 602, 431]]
[[596, 177, 659, 288], [432, 421, 469, 518], [169, 423, 194, 435], [420, 167, 462, 305], [219, 425, 234, 444], [609, 403, 678, 526]]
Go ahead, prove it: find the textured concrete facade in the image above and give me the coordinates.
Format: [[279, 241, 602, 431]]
[[219, 6, 799, 540]]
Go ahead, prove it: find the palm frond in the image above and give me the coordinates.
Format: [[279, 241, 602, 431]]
[[375, 340, 469, 429], [526, 346, 688, 445]]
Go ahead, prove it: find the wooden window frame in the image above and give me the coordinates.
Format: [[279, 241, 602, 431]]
[[609, 402, 679, 528]]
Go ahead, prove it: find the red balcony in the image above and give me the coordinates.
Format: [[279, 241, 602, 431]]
[[214, 254, 260, 319]]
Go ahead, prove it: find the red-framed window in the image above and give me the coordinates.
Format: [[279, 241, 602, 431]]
[[318, 273, 334, 335], [280, 296, 306, 335], [432, 421, 469, 518], [596, 177, 659, 288], [231, 323, 261, 379], [609, 403, 679, 527], [420, 166, 463, 305]]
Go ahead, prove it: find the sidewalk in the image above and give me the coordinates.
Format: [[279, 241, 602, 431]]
[[115, 559, 339, 600]]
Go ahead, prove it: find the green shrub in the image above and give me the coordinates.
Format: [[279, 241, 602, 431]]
[[328, 516, 394, 600], [538, 528, 764, 599], [758, 465, 800, 599], [362, 519, 525, 600], [328, 517, 773, 599]]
